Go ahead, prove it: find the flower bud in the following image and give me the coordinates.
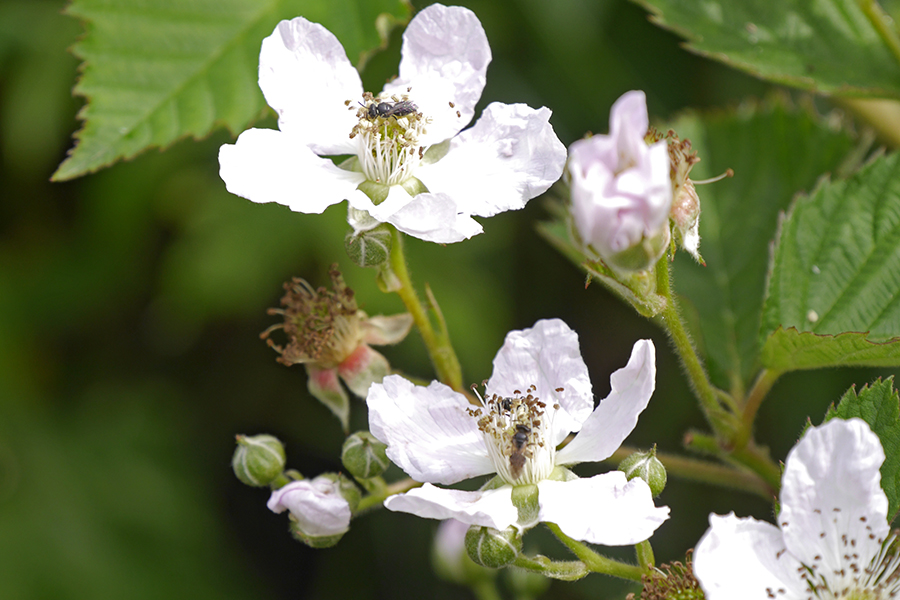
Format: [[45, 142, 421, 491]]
[[268, 474, 359, 547], [433, 519, 495, 585], [568, 90, 672, 272], [465, 525, 521, 568], [345, 222, 392, 268], [341, 431, 390, 479], [618, 446, 667, 497], [232, 434, 286, 487]]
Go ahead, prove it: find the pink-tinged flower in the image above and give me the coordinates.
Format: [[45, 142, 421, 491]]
[[268, 476, 351, 538], [568, 90, 672, 270], [694, 418, 900, 600], [367, 318, 669, 544], [219, 4, 566, 244], [261, 268, 413, 431]]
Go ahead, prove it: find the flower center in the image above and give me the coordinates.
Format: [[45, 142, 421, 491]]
[[468, 384, 560, 485], [261, 267, 364, 368], [776, 521, 900, 600], [348, 91, 429, 188]]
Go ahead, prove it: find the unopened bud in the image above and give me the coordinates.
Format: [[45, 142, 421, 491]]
[[342, 431, 390, 479], [232, 434, 285, 487], [345, 223, 392, 268], [619, 446, 667, 497], [465, 525, 521, 568]]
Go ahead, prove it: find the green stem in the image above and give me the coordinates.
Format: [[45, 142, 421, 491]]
[[605, 446, 773, 500], [685, 432, 781, 493], [545, 522, 645, 581], [356, 477, 422, 513], [653, 259, 738, 438], [858, 0, 900, 69], [471, 579, 503, 600], [512, 554, 588, 581], [733, 368, 783, 449], [835, 97, 900, 149], [635, 540, 655, 570], [386, 228, 464, 392]]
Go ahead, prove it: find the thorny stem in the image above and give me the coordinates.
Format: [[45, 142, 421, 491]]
[[386, 227, 464, 392], [545, 522, 645, 581], [606, 446, 774, 500], [653, 257, 738, 438], [356, 477, 422, 514]]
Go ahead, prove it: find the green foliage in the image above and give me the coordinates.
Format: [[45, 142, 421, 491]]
[[824, 377, 900, 520], [670, 100, 857, 391], [631, 0, 900, 98], [762, 152, 900, 371], [53, 0, 411, 181]]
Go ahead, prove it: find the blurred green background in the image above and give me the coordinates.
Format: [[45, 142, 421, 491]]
[[0, 0, 894, 598]]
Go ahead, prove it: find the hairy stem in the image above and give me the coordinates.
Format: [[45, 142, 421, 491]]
[[653, 258, 738, 438], [386, 228, 463, 392], [545, 522, 645, 581]]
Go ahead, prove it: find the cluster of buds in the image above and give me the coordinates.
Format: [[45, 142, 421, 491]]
[[231, 433, 364, 548], [260, 265, 412, 430]]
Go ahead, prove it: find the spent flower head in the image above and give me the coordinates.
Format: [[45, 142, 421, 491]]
[[219, 4, 566, 243], [567, 90, 672, 271], [694, 418, 900, 600], [366, 318, 669, 544], [261, 266, 412, 430]]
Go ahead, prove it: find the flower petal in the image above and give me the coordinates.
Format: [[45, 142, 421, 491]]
[[259, 17, 362, 155], [694, 513, 805, 600], [555, 340, 656, 465], [267, 477, 351, 537], [385, 483, 518, 531], [367, 375, 495, 485], [218, 128, 365, 213], [609, 90, 650, 161], [779, 418, 889, 573], [361, 313, 414, 346], [537, 473, 669, 545], [387, 192, 484, 243], [337, 344, 389, 398], [382, 4, 490, 144], [417, 103, 566, 218], [487, 319, 593, 447]]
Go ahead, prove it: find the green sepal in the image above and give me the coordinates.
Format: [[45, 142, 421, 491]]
[[345, 224, 393, 268], [510, 484, 539, 531]]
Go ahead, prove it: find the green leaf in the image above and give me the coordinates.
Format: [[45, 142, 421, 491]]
[[670, 100, 856, 392], [632, 0, 900, 98], [762, 328, 900, 370], [53, 0, 411, 181], [761, 152, 900, 371], [823, 377, 900, 520]]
